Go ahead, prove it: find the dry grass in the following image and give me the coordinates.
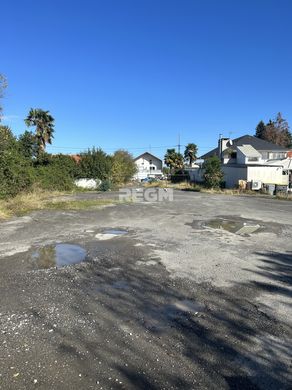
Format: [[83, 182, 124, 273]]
[[0, 189, 116, 219], [46, 198, 116, 210], [144, 181, 202, 192], [276, 192, 292, 201], [143, 181, 292, 199]]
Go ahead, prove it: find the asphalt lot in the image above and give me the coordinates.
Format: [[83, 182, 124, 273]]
[[0, 190, 291, 389]]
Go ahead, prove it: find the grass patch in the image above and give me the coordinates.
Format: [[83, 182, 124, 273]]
[[45, 198, 116, 210], [0, 189, 116, 219]]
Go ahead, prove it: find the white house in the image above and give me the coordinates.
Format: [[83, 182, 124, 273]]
[[194, 135, 292, 189], [133, 152, 163, 181]]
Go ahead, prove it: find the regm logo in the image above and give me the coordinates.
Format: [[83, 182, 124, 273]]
[[119, 188, 174, 203]]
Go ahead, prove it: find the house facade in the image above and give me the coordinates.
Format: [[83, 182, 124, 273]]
[[195, 135, 292, 189], [133, 152, 163, 181]]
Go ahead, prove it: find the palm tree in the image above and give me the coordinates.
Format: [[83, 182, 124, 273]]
[[184, 143, 198, 167], [25, 108, 55, 155], [164, 148, 184, 172]]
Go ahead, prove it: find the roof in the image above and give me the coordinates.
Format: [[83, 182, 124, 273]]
[[200, 134, 288, 159], [70, 154, 81, 163], [134, 152, 162, 162], [237, 145, 262, 158]]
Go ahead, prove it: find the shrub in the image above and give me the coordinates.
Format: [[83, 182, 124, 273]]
[[99, 180, 112, 192], [0, 125, 18, 152], [0, 149, 33, 198], [50, 154, 80, 178], [203, 156, 224, 188], [78, 148, 112, 180], [34, 164, 75, 191], [171, 169, 190, 183]]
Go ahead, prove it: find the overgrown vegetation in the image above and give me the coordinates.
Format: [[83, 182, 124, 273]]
[[0, 189, 116, 219], [0, 76, 137, 201], [0, 127, 137, 199]]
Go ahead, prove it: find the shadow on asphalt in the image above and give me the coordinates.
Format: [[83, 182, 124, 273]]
[[22, 248, 292, 389]]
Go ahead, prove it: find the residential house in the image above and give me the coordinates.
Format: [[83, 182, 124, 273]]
[[133, 152, 163, 181], [195, 135, 292, 189]]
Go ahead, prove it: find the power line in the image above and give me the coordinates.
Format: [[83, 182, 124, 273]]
[[46, 143, 216, 150], [46, 144, 178, 152]]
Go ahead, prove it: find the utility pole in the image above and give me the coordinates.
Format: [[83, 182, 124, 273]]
[[178, 133, 181, 154]]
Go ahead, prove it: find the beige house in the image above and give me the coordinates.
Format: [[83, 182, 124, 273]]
[[194, 135, 292, 189]]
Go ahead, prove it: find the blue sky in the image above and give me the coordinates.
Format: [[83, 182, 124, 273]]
[[1, 0, 292, 158]]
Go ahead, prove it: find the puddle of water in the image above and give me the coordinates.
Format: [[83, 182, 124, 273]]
[[205, 218, 262, 235], [31, 244, 87, 269], [136, 259, 159, 266], [103, 229, 128, 235], [172, 299, 205, 313], [95, 229, 128, 240], [164, 299, 205, 321]]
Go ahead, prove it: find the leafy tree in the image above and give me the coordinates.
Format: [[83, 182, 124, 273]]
[[274, 112, 292, 147], [50, 154, 80, 178], [0, 125, 17, 152], [111, 150, 137, 184], [18, 130, 38, 159], [32, 154, 78, 191], [203, 156, 224, 188], [0, 125, 33, 198], [0, 74, 7, 121], [0, 147, 33, 198], [255, 113, 292, 147], [184, 143, 198, 167], [255, 120, 266, 139], [162, 166, 170, 176], [33, 163, 74, 191], [78, 147, 112, 180], [164, 149, 184, 171], [24, 108, 55, 155]]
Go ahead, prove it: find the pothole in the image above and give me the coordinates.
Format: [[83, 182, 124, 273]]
[[95, 229, 128, 240], [31, 243, 87, 269], [204, 218, 263, 235]]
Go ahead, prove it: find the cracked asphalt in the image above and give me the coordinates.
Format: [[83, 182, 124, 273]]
[[0, 190, 291, 389]]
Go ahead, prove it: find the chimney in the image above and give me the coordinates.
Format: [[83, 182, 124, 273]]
[[218, 137, 231, 159]]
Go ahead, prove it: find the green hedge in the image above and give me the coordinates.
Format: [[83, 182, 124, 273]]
[[0, 149, 33, 198]]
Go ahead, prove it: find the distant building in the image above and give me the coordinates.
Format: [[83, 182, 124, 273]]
[[133, 152, 163, 180], [191, 135, 292, 189]]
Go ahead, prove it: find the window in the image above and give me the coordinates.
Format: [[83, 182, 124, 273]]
[[248, 157, 259, 162], [268, 152, 286, 160]]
